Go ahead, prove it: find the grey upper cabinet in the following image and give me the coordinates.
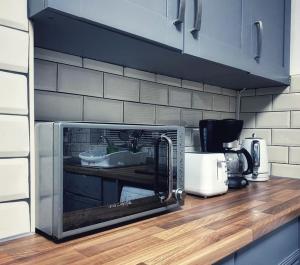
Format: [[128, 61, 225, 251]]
[[184, 0, 290, 84], [243, 0, 290, 83], [184, 0, 247, 70], [29, 0, 291, 89], [29, 0, 184, 51]]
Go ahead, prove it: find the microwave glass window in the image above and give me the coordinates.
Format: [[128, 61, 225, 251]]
[[62, 127, 177, 232]]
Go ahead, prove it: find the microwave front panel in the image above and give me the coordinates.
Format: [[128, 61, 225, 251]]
[[52, 124, 182, 234]]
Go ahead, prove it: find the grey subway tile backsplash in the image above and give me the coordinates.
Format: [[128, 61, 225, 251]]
[[239, 113, 255, 128], [273, 93, 300, 111], [291, 111, 300, 128], [34, 48, 238, 151], [272, 129, 300, 146], [184, 128, 193, 147], [124, 102, 155, 124], [35, 90, 83, 121], [140, 81, 168, 105], [58, 64, 103, 97], [181, 109, 202, 127], [256, 86, 289, 95], [290, 75, 300, 93], [272, 163, 300, 179], [241, 129, 272, 145], [34, 59, 57, 91], [256, 111, 290, 128], [33, 49, 300, 180], [83, 58, 123, 76], [240, 89, 256, 97], [212, 94, 230, 112], [289, 147, 300, 164], [182, 80, 203, 91], [156, 74, 181, 87], [104, 73, 139, 101], [222, 88, 237, 97], [229, 97, 236, 112], [169, 87, 192, 108], [191, 129, 200, 147], [241, 95, 272, 112], [267, 146, 289, 163], [192, 91, 213, 110], [239, 83, 300, 178], [83, 97, 123, 123], [156, 106, 180, 125], [124, 68, 155, 82], [35, 47, 82, 67], [203, 111, 222, 120], [204, 84, 222, 94], [221, 112, 235, 119]]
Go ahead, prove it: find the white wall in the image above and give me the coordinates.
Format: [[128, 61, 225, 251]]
[[290, 0, 300, 75], [0, 0, 34, 241]]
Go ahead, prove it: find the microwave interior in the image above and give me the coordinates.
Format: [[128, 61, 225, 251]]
[[61, 126, 178, 232]]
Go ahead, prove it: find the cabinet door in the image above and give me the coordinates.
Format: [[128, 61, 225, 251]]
[[235, 218, 299, 265], [184, 0, 246, 70], [43, 0, 183, 50], [243, 0, 289, 81]]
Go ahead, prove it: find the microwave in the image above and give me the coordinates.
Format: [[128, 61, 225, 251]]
[[35, 122, 185, 240]]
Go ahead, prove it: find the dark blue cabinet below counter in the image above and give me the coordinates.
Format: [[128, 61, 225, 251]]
[[216, 218, 300, 265]]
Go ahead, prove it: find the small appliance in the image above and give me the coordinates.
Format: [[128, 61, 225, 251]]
[[242, 134, 269, 181], [185, 152, 228, 197], [199, 119, 253, 189], [35, 122, 185, 240]]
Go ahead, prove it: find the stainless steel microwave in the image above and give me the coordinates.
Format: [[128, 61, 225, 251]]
[[35, 122, 185, 240]]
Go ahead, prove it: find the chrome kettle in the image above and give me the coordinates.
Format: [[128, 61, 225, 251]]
[[241, 134, 269, 181]]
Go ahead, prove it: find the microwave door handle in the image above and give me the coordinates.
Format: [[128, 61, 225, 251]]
[[154, 140, 160, 194], [159, 134, 174, 202]]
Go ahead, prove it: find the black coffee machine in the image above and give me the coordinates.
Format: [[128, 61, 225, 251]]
[[199, 119, 253, 189]]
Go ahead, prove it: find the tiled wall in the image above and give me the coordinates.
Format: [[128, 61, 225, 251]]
[[0, 0, 33, 240], [240, 76, 300, 178], [34, 48, 237, 151]]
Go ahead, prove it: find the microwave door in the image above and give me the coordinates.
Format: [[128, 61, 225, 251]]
[[61, 127, 174, 233]]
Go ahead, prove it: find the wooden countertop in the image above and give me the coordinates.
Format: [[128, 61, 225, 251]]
[[2, 177, 300, 265]]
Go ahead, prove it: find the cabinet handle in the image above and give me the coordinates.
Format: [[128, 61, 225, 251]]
[[254, 20, 263, 63], [173, 0, 186, 26], [190, 0, 202, 34]]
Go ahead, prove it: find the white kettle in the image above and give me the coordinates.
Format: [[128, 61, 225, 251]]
[[241, 134, 269, 181]]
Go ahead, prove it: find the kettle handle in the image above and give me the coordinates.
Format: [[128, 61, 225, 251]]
[[238, 148, 254, 175], [252, 140, 260, 168]]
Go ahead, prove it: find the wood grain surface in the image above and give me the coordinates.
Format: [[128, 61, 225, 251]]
[[1, 177, 300, 265]]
